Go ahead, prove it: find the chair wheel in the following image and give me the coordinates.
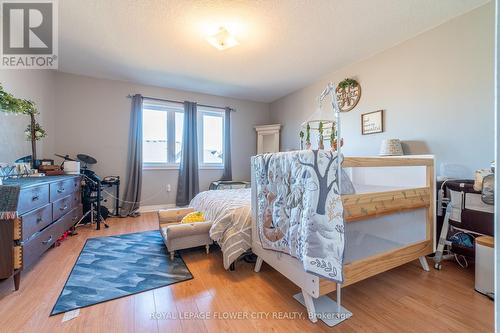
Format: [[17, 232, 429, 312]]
[[434, 263, 442, 270]]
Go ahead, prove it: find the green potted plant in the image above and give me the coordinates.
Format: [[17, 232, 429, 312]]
[[0, 84, 46, 167]]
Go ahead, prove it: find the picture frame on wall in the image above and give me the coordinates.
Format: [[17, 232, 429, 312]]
[[361, 110, 384, 135]]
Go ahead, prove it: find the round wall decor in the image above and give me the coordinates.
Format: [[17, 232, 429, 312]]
[[336, 78, 361, 112]]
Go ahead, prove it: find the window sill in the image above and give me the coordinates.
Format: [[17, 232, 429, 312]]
[[143, 164, 225, 171], [143, 164, 179, 170], [199, 165, 224, 170]]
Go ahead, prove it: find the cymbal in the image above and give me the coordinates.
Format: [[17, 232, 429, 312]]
[[54, 153, 75, 161], [77, 154, 97, 165]]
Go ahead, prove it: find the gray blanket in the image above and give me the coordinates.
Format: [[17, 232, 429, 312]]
[[255, 150, 352, 282], [190, 188, 252, 270]]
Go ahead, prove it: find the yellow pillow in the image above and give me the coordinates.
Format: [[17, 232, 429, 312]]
[[181, 211, 206, 223]]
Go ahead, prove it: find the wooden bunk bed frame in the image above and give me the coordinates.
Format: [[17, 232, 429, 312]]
[[251, 155, 435, 326]]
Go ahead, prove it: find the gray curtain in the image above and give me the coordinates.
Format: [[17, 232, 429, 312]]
[[176, 101, 199, 206], [220, 107, 232, 180], [121, 94, 143, 217]]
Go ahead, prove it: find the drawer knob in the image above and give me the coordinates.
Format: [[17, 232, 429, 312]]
[[32, 195, 39, 201], [42, 236, 53, 245], [57, 188, 65, 194], [60, 205, 68, 211], [36, 217, 43, 223]]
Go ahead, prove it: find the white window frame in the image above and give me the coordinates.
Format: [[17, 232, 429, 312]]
[[198, 107, 225, 170], [142, 101, 184, 170], [142, 101, 226, 170]]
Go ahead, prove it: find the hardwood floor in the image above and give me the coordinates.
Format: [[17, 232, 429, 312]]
[[0, 213, 493, 332]]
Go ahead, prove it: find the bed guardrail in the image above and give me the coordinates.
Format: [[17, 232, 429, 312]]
[[251, 154, 435, 326]]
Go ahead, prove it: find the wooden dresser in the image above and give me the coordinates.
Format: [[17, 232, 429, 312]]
[[0, 175, 82, 290]]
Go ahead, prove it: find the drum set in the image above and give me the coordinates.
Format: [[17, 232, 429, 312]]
[[56, 153, 121, 230]]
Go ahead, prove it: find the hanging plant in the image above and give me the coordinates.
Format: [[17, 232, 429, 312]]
[[318, 121, 324, 150], [330, 126, 337, 151], [299, 131, 304, 150], [305, 123, 311, 149]]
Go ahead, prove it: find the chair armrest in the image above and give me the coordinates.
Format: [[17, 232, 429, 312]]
[[158, 207, 195, 226]]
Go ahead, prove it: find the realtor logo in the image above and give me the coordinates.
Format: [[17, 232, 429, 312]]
[[1, 0, 58, 69]]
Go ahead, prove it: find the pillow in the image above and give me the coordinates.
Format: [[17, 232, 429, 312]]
[[181, 211, 206, 224]]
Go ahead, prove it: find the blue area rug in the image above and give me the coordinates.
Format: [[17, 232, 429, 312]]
[[51, 230, 192, 315]]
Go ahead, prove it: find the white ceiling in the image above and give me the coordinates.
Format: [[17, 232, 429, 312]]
[[59, 0, 488, 102]]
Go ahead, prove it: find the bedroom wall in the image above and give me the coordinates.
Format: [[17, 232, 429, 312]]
[[269, 3, 494, 178], [0, 70, 56, 164], [53, 72, 270, 207]]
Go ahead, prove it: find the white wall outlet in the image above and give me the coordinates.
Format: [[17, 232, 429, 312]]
[[166, 184, 171, 192]]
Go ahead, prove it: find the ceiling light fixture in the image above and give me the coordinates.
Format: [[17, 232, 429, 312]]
[[206, 27, 239, 51]]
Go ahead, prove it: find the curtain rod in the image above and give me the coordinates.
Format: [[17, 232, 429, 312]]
[[126, 94, 236, 112]]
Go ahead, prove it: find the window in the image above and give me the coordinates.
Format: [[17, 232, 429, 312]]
[[142, 101, 183, 168], [198, 108, 225, 168], [142, 108, 168, 163], [142, 101, 225, 169]]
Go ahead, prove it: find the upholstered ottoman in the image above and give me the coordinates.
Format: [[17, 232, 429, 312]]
[[158, 207, 213, 260]]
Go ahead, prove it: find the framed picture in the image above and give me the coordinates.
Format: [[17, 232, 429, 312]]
[[40, 159, 54, 166], [361, 110, 384, 135]]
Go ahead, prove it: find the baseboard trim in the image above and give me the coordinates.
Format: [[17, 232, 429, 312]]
[[138, 204, 176, 213]]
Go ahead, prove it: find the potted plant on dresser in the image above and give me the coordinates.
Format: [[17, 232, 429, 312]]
[[0, 84, 46, 168]]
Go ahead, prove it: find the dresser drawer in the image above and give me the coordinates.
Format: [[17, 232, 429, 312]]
[[21, 203, 53, 241], [58, 206, 81, 235], [13, 219, 22, 241], [23, 219, 59, 268], [17, 185, 50, 215], [13, 246, 22, 270], [53, 195, 72, 221], [71, 191, 82, 208], [50, 177, 80, 202], [22, 206, 80, 269]]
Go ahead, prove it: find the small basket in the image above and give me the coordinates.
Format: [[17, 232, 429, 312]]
[[379, 139, 403, 156]]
